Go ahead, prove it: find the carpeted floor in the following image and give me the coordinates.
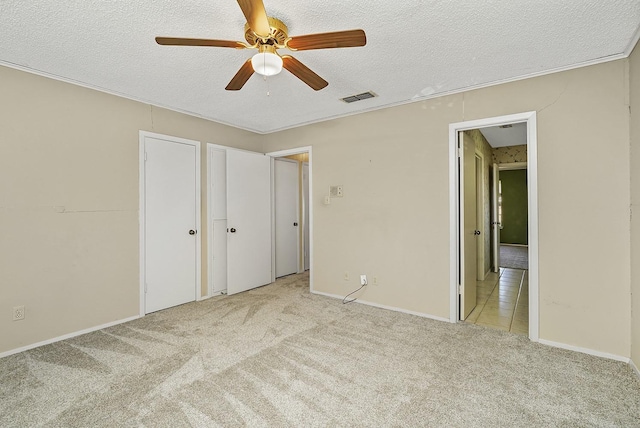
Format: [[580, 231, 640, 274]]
[[1, 272, 639, 427], [500, 244, 529, 270]]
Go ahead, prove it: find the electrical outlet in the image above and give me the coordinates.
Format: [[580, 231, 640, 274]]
[[372, 276, 378, 286], [330, 185, 344, 198], [344, 272, 349, 281], [360, 275, 367, 286], [13, 306, 25, 321]]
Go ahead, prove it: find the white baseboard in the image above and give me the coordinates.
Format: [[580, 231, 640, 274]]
[[311, 289, 634, 365], [537, 338, 630, 363], [630, 359, 640, 380], [311, 290, 450, 323], [0, 315, 141, 359]]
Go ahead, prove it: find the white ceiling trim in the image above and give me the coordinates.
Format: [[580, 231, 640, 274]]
[[0, 60, 251, 133], [2, 1, 637, 134], [262, 51, 631, 134], [0, 48, 633, 136], [624, 23, 640, 56]]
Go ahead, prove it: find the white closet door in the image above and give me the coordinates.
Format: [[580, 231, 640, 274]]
[[144, 137, 198, 313], [226, 150, 272, 295]]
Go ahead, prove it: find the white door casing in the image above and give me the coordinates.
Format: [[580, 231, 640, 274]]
[[226, 149, 272, 295], [274, 158, 299, 278], [449, 112, 539, 341], [460, 132, 478, 320], [303, 162, 310, 271], [139, 132, 200, 314], [491, 163, 500, 272]]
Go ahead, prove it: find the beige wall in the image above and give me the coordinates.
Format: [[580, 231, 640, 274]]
[[264, 59, 632, 357], [630, 41, 640, 368], [0, 66, 261, 354], [1, 55, 636, 360]]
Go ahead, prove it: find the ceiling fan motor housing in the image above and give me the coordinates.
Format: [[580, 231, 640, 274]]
[[244, 17, 289, 46]]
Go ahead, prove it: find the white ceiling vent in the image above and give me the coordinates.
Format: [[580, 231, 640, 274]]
[[341, 91, 377, 104]]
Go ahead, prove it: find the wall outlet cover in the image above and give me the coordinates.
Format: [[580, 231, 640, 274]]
[[330, 186, 344, 198]]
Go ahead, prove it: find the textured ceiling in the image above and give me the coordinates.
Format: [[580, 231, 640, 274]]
[[481, 123, 527, 148], [1, 1, 639, 134]]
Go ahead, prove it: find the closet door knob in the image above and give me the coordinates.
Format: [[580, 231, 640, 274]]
[[189, 230, 196, 235]]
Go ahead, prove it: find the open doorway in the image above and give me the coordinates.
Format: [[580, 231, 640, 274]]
[[267, 147, 313, 289], [274, 153, 311, 278], [465, 125, 529, 334], [449, 112, 539, 342]]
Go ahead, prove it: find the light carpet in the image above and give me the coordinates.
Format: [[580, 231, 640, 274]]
[[1, 272, 639, 427]]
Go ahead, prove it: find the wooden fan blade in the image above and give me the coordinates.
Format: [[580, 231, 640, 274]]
[[286, 29, 366, 51], [237, 0, 271, 38], [225, 59, 254, 91], [156, 37, 246, 49], [282, 55, 328, 91]]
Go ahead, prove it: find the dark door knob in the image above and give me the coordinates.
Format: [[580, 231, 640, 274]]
[[230, 228, 236, 233], [189, 230, 196, 235], [474, 230, 481, 235], [293, 222, 298, 226]]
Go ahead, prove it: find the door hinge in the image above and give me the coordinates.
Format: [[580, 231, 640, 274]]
[[458, 284, 462, 295], [457, 147, 462, 158], [144, 152, 148, 161], [144, 283, 148, 293]]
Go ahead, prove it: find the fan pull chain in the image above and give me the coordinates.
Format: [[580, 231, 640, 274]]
[[264, 75, 271, 97]]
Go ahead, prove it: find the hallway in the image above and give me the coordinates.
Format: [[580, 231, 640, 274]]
[[465, 268, 529, 335]]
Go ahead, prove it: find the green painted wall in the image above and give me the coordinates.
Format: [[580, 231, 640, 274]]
[[500, 169, 528, 245]]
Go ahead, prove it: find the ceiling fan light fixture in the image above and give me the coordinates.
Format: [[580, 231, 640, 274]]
[[251, 51, 283, 76], [156, 1, 367, 91]]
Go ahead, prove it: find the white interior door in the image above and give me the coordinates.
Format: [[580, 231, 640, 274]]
[[460, 132, 477, 320], [226, 149, 272, 295], [274, 159, 299, 278], [491, 163, 500, 272], [303, 162, 310, 271], [144, 136, 199, 313], [210, 148, 228, 294], [476, 155, 484, 280]]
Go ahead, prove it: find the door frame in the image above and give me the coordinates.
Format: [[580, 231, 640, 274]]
[[491, 163, 500, 272], [448, 112, 539, 342], [475, 150, 485, 280], [266, 146, 313, 292], [274, 157, 301, 278], [139, 131, 202, 316]]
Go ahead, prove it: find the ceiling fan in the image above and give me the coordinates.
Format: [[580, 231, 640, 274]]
[[155, 0, 366, 91]]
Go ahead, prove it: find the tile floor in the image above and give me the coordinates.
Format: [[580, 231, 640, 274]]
[[465, 267, 529, 335]]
